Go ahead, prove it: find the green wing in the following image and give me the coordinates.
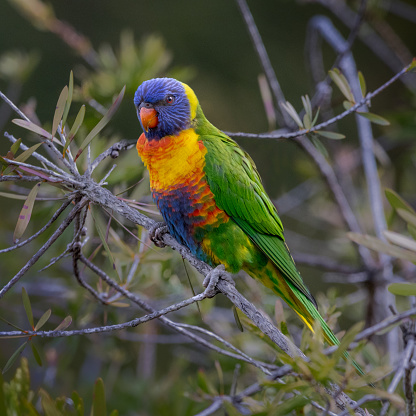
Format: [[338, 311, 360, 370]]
[[200, 127, 317, 308]]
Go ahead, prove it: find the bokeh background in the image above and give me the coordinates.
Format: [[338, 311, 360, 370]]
[[0, 0, 416, 414]]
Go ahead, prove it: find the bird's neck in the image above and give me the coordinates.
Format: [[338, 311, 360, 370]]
[[136, 128, 207, 190]]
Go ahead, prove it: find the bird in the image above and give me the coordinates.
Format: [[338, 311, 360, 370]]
[[133, 77, 362, 373]]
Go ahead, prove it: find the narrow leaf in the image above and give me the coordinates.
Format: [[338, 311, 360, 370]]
[[0, 316, 25, 331], [0, 191, 32, 200], [385, 189, 415, 213], [357, 112, 390, 126], [35, 309, 51, 331], [281, 101, 303, 128], [388, 283, 416, 297], [358, 71, 367, 96], [61, 70, 73, 130], [92, 378, 106, 416], [311, 107, 320, 127], [348, 232, 416, 262], [22, 287, 34, 328], [10, 138, 22, 156], [3, 142, 44, 176], [75, 86, 125, 161], [316, 130, 346, 140], [12, 119, 52, 140], [329, 68, 355, 102], [52, 86, 68, 138], [232, 305, 244, 332], [13, 182, 41, 243], [2, 342, 28, 374], [384, 230, 416, 252], [62, 105, 85, 157], [311, 135, 328, 158], [343, 100, 353, 110], [397, 209, 416, 227], [15, 142, 43, 163], [54, 316, 72, 331], [301, 95, 312, 120], [31, 342, 42, 366]]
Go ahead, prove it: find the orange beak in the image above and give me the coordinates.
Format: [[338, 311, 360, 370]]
[[140, 107, 158, 132]]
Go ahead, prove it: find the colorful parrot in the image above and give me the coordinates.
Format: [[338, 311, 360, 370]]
[[133, 77, 362, 372]]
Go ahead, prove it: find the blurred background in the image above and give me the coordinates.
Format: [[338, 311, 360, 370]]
[[0, 0, 416, 414]]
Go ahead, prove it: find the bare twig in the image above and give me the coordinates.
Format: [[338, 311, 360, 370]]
[[0, 198, 88, 299], [225, 61, 412, 140]]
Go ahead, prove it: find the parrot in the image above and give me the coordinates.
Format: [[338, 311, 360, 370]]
[[133, 77, 363, 374]]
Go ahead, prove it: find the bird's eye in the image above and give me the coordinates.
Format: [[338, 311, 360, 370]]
[[165, 95, 175, 104]]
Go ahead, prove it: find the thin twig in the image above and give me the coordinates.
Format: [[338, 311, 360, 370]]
[[0, 198, 88, 299], [225, 62, 412, 139]]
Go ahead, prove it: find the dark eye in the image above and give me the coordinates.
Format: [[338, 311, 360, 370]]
[[165, 95, 175, 104]]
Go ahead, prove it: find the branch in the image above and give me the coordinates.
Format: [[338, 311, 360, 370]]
[[0, 198, 88, 299], [224, 61, 412, 140]]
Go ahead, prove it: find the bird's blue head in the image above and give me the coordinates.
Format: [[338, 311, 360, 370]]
[[134, 78, 198, 140]]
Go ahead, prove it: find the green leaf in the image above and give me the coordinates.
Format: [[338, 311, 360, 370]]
[[329, 68, 355, 102], [232, 305, 244, 332], [397, 209, 416, 227], [301, 95, 312, 120], [10, 138, 22, 156], [3, 142, 44, 176], [71, 391, 85, 416], [357, 112, 390, 126], [197, 369, 217, 395], [12, 119, 52, 140], [35, 309, 51, 331], [15, 142, 43, 163], [2, 341, 28, 374], [384, 230, 416, 252], [13, 182, 41, 243], [40, 389, 64, 416], [343, 100, 353, 110], [358, 71, 367, 96], [52, 85, 68, 139], [92, 378, 106, 416], [311, 135, 328, 158], [0, 191, 33, 200], [75, 86, 125, 161], [31, 342, 42, 366], [109, 411, 119, 416], [22, 287, 34, 328], [54, 316, 72, 331], [281, 101, 303, 128], [385, 189, 415, 213], [315, 130, 345, 140], [311, 107, 320, 127], [333, 321, 364, 362], [348, 232, 416, 262], [61, 70, 73, 131], [62, 105, 85, 157], [388, 283, 416, 297]]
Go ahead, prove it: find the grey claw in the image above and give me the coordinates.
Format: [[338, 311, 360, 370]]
[[149, 222, 169, 248], [203, 264, 234, 298]]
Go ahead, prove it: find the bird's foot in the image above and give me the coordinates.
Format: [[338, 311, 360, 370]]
[[203, 265, 235, 298], [148, 222, 169, 248]]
